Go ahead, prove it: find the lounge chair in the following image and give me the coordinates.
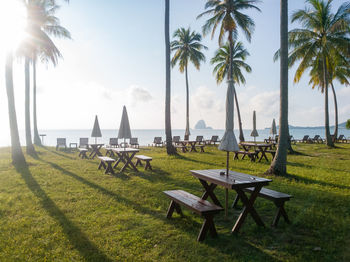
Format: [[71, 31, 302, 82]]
[[206, 135, 220, 145], [130, 137, 139, 148], [79, 137, 89, 148], [289, 135, 296, 145], [196, 135, 204, 144], [311, 135, 323, 143], [298, 135, 311, 143], [173, 136, 180, 145], [153, 137, 163, 147], [336, 134, 348, 143], [107, 138, 119, 148], [56, 138, 67, 151]]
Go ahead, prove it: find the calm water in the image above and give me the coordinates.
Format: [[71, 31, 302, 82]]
[[1, 128, 349, 147]]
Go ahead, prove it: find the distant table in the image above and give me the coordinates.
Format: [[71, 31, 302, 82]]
[[39, 134, 46, 144], [88, 144, 104, 159], [240, 143, 274, 162], [179, 140, 198, 152], [112, 148, 139, 172], [190, 169, 271, 233], [69, 142, 78, 149]]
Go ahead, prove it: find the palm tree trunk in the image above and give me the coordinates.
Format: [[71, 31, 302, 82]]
[[267, 0, 288, 175], [32, 59, 42, 146], [234, 92, 245, 142], [5, 53, 26, 166], [164, 0, 175, 154], [330, 82, 338, 139], [24, 57, 36, 155], [184, 64, 190, 140], [323, 59, 334, 147]]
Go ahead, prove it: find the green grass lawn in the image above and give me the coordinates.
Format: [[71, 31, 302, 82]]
[[0, 144, 349, 261]]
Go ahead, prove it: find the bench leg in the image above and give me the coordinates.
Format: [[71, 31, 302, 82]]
[[272, 202, 290, 227], [98, 161, 106, 170], [135, 159, 142, 167], [233, 152, 239, 160], [198, 215, 217, 242], [145, 161, 152, 171], [105, 162, 115, 175], [166, 200, 183, 218]]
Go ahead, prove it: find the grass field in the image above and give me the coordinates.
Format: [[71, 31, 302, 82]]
[[0, 143, 349, 261]]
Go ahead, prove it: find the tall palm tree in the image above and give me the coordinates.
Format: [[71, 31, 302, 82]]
[[5, 52, 27, 166], [24, 0, 71, 146], [267, 0, 289, 175], [287, 0, 350, 147], [211, 41, 251, 142], [164, 0, 176, 154], [171, 27, 207, 140], [197, 0, 260, 142], [308, 54, 350, 139]]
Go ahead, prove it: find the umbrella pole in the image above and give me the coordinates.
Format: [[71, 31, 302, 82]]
[[225, 151, 229, 218], [95, 137, 97, 144]]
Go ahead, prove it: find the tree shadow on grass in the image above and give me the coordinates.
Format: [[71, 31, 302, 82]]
[[14, 164, 113, 262], [43, 147, 76, 160], [174, 154, 221, 167]]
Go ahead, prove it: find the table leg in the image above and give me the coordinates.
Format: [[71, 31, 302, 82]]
[[199, 179, 222, 207], [232, 185, 265, 233], [105, 162, 115, 175], [120, 152, 138, 172], [113, 152, 126, 168]]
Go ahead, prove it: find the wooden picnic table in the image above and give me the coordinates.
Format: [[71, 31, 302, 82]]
[[111, 148, 139, 172], [88, 143, 104, 159], [190, 169, 271, 233], [240, 142, 274, 162], [179, 140, 198, 152]]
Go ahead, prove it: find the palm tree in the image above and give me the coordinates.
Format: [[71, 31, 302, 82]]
[[164, 0, 176, 154], [24, 0, 71, 146], [267, 0, 289, 175], [171, 27, 207, 140], [197, 0, 260, 142], [211, 41, 252, 142], [5, 52, 27, 166], [287, 0, 350, 147], [308, 54, 350, 140]]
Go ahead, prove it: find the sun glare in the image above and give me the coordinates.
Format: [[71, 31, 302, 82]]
[[0, 0, 26, 53]]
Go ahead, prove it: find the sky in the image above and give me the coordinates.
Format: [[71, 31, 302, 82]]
[[0, 0, 349, 140]]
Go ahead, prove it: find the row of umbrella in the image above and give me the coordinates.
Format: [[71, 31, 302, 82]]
[[91, 106, 132, 144]]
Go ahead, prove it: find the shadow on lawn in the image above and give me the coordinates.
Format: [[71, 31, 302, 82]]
[[15, 164, 113, 262]]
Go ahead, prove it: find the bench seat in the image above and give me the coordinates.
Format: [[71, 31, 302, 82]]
[[78, 148, 89, 159], [98, 156, 116, 174], [164, 190, 223, 241], [135, 155, 153, 170], [234, 151, 257, 161], [233, 187, 292, 227]]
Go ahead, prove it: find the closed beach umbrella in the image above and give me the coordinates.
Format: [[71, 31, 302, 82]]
[[91, 115, 102, 144], [250, 110, 259, 143], [218, 80, 239, 217], [118, 106, 132, 147], [270, 118, 277, 138]]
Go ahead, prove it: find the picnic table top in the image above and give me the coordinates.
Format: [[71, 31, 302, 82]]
[[179, 140, 198, 143], [111, 148, 139, 153], [88, 143, 104, 146], [190, 169, 271, 189], [240, 142, 273, 147]]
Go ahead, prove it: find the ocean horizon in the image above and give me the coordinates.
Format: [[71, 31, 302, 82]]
[[1, 127, 349, 148]]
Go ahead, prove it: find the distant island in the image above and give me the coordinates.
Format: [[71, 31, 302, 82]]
[[265, 121, 347, 130], [195, 120, 213, 130]]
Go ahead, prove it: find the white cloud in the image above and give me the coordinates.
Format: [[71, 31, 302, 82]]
[[128, 85, 153, 106]]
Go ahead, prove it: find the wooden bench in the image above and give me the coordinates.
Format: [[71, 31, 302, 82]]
[[233, 151, 257, 162], [175, 145, 188, 153], [135, 155, 153, 170], [232, 187, 292, 227], [97, 156, 116, 174], [195, 145, 205, 152], [163, 190, 223, 242], [78, 148, 88, 159]]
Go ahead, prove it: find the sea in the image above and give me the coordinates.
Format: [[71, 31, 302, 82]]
[[1, 127, 349, 147]]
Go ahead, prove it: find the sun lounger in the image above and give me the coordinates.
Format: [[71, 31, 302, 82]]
[[79, 137, 89, 148], [311, 135, 324, 143], [107, 138, 119, 148], [205, 135, 220, 145], [173, 136, 180, 145], [298, 135, 311, 143], [195, 136, 204, 144], [56, 138, 67, 151], [153, 137, 163, 147], [130, 137, 139, 148], [336, 135, 348, 143]]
